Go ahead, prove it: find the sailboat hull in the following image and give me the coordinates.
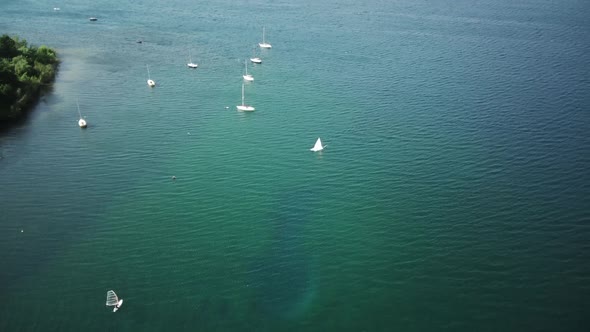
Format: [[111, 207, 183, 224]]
[[237, 105, 255, 111], [113, 299, 123, 312], [147, 79, 156, 87], [250, 58, 262, 64]]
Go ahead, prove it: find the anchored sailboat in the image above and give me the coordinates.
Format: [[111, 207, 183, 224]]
[[146, 64, 156, 87], [243, 59, 254, 81], [259, 26, 272, 49], [310, 138, 325, 152], [187, 50, 198, 68], [236, 83, 255, 111], [250, 46, 262, 64], [77, 100, 87, 128], [106, 290, 123, 312]]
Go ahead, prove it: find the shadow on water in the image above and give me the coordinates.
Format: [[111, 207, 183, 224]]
[[0, 112, 31, 134], [248, 189, 318, 320], [0, 87, 58, 135]]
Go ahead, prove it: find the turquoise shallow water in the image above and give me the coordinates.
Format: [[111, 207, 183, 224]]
[[1, 0, 589, 331]]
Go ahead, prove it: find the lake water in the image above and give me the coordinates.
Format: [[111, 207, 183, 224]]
[[0, 0, 589, 331]]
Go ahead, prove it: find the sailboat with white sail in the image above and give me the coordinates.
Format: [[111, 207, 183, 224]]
[[310, 138, 325, 152], [236, 83, 255, 111], [259, 26, 272, 49], [187, 50, 198, 68], [106, 290, 123, 312], [243, 59, 254, 81], [146, 64, 156, 87], [77, 100, 87, 128]]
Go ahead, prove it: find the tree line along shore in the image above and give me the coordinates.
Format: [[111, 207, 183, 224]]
[[0, 34, 59, 122]]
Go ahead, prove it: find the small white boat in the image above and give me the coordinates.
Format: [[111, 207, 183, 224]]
[[259, 27, 272, 49], [187, 50, 198, 68], [53, 7, 60, 11], [236, 83, 255, 112], [250, 46, 262, 64], [77, 100, 87, 128], [146, 64, 156, 87], [89, 17, 97, 21], [243, 59, 254, 82], [106, 290, 123, 313], [310, 138, 325, 152]]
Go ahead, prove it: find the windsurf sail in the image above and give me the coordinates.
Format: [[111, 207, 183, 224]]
[[106, 290, 119, 306]]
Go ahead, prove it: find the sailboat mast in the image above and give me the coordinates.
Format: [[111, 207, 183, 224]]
[[241, 84, 245, 105], [76, 99, 82, 118], [262, 27, 265, 43], [146, 64, 151, 79]]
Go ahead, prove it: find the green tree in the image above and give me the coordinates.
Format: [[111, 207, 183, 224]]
[[0, 35, 19, 59], [35, 45, 57, 65], [12, 55, 33, 77], [0, 35, 58, 121]]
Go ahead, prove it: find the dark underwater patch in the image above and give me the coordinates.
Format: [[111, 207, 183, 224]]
[[248, 189, 317, 319]]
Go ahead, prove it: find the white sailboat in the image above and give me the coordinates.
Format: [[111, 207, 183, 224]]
[[106, 290, 123, 312], [250, 46, 262, 64], [146, 64, 156, 87], [243, 59, 254, 81], [187, 50, 198, 68], [259, 26, 272, 49], [310, 138, 325, 152], [236, 83, 255, 111], [77, 100, 87, 128]]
